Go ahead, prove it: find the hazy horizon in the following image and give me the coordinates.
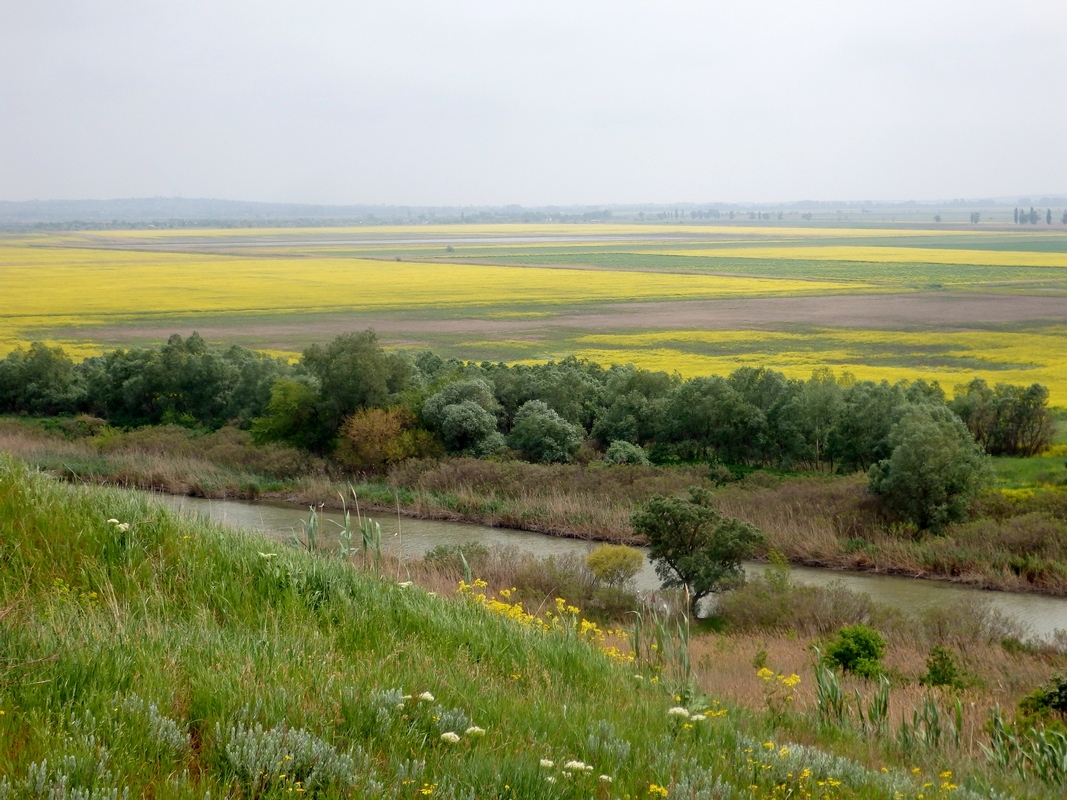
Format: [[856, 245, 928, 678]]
[[3, 2, 1066, 207]]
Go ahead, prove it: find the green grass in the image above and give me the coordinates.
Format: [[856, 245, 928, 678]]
[[479, 252, 1067, 288], [1, 456, 975, 800]]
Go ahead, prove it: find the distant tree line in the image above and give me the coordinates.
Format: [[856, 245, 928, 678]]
[[1014, 207, 1060, 225], [0, 331, 1054, 472]]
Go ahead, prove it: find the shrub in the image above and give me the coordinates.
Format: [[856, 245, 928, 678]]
[[507, 400, 583, 464], [1019, 674, 1067, 722], [336, 407, 439, 474], [919, 645, 965, 689], [585, 544, 644, 587], [715, 570, 882, 636], [824, 624, 886, 679], [604, 440, 650, 466]]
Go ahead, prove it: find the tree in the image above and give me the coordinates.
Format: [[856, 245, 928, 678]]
[[1014, 207, 1020, 224], [300, 330, 411, 442], [950, 379, 1053, 456], [1048, 209, 1053, 225], [440, 401, 504, 456], [250, 378, 322, 451], [0, 342, 78, 415], [335, 406, 438, 474], [507, 400, 583, 463], [868, 405, 993, 532], [631, 488, 764, 613], [796, 368, 843, 470], [422, 379, 503, 456]]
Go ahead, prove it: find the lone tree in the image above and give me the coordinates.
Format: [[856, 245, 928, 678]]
[[868, 405, 992, 532], [631, 488, 763, 613]]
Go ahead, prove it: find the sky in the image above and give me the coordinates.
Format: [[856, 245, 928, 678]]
[[2, 1, 1065, 206]]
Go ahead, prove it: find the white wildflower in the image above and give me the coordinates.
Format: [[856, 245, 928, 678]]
[[563, 760, 586, 771], [465, 726, 486, 737], [258, 552, 277, 559], [690, 713, 706, 722], [667, 706, 690, 718], [539, 759, 554, 769], [106, 519, 119, 524], [116, 523, 129, 532], [397, 581, 413, 588], [599, 775, 613, 784], [418, 691, 435, 702], [440, 731, 461, 744]]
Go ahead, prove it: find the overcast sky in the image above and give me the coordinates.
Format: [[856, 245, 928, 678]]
[[2, 1, 1065, 206]]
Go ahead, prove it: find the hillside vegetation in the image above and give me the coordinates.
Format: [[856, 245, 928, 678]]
[[0, 457, 1042, 799]]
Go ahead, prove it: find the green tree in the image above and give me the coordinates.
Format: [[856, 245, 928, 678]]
[[251, 378, 322, 451], [868, 405, 993, 532], [422, 379, 503, 456], [507, 400, 583, 463], [951, 379, 1053, 456], [0, 342, 78, 415], [440, 401, 504, 456], [631, 488, 764, 613], [300, 330, 411, 441]]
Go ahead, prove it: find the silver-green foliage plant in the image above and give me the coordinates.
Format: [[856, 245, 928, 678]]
[[216, 721, 378, 796]]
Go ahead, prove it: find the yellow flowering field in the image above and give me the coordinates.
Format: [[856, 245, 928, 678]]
[[563, 328, 1067, 401], [0, 243, 874, 356]]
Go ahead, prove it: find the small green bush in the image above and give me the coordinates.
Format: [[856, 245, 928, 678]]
[[603, 440, 650, 466], [1019, 673, 1067, 721], [919, 645, 965, 689], [585, 544, 644, 587], [824, 624, 886, 679]]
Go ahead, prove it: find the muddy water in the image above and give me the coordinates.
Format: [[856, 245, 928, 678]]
[[153, 494, 1067, 640]]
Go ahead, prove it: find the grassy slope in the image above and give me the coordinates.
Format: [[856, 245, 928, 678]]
[[0, 457, 1013, 800]]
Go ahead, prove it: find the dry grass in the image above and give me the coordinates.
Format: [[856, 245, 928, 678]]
[[690, 628, 1065, 763]]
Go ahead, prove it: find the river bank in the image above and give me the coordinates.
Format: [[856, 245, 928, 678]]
[[6, 417, 1067, 597]]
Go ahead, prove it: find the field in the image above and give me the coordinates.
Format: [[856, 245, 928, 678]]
[[4, 221, 1067, 400]]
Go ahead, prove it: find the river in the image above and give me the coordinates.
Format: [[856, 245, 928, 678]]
[[153, 493, 1067, 640]]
